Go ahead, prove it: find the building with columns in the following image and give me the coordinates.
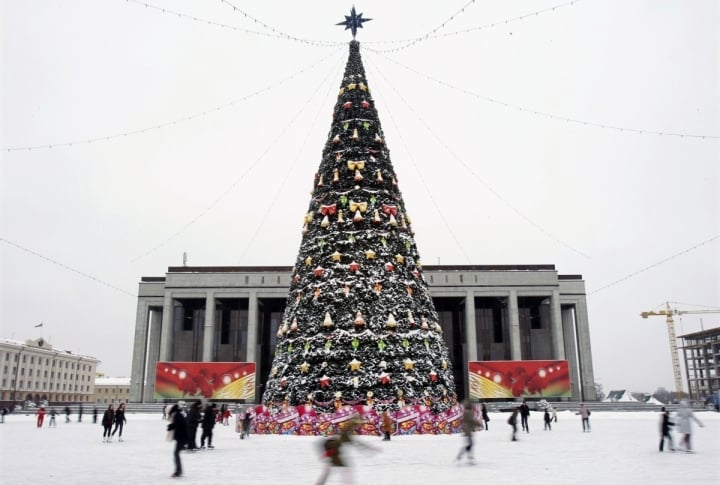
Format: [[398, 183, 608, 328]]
[[131, 264, 596, 403]]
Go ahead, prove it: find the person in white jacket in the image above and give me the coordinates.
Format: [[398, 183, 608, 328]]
[[676, 400, 704, 452]]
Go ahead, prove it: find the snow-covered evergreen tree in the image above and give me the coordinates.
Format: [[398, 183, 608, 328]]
[[261, 41, 458, 413]]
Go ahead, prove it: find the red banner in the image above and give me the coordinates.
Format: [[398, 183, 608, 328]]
[[154, 362, 255, 400], [468, 360, 571, 399]]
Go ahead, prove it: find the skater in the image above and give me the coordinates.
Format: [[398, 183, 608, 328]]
[[167, 403, 188, 478], [658, 406, 674, 452], [36, 406, 46, 428], [315, 416, 377, 485], [92, 406, 98, 424], [576, 403, 591, 432], [1, 407, 7, 423], [455, 400, 482, 464], [240, 409, 253, 439], [543, 408, 552, 431], [77, 404, 83, 423], [508, 407, 519, 441], [519, 401, 530, 433], [48, 408, 57, 427], [111, 403, 127, 441], [200, 403, 217, 449], [101, 404, 114, 442], [676, 400, 704, 452], [551, 406, 558, 423], [380, 410, 393, 441], [186, 401, 202, 450], [64, 405, 71, 423], [480, 403, 490, 431], [223, 405, 232, 426]]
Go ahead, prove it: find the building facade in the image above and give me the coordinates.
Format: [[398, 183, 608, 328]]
[[93, 377, 131, 405], [130, 265, 596, 403], [680, 326, 720, 401], [0, 338, 99, 405]]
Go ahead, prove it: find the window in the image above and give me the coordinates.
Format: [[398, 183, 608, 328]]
[[20, 368, 24, 376], [28, 369, 33, 376], [22, 355, 26, 363], [30, 356, 34, 364], [44, 370, 48, 377]]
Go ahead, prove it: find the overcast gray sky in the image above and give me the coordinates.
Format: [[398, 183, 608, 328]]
[[1, 0, 718, 394]]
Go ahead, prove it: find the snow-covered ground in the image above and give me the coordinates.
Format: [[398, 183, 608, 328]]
[[1, 410, 717, 484]]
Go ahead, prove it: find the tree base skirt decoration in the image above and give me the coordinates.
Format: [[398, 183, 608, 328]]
[[250, 403, 464, 436]]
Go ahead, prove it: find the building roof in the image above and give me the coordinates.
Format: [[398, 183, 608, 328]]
[[95, 377, 131, 386], [678, 326, 720, 340]]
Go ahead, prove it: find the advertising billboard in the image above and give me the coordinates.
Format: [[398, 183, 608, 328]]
[[468, 360, 571, 399], [154, 362, 256, 400]]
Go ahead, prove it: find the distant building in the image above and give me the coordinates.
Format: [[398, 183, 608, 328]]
[[130, 265, 597, 403], [604, 390, 638, 403], [94, 377, 131, 405], [679, 326, 720, 401], [0, 338, 99, 405]]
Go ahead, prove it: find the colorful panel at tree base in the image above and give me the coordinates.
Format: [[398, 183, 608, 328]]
[[468, 360, 571, 399], [154, 362, 255, 400]]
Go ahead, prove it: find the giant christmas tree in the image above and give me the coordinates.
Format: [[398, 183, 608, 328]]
[[261, 16, 458, 416]]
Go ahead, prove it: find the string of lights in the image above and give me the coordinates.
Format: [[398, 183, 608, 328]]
[[0, 237, 137, 297], [365, 60, 475, 265], [366, 57, 592, 261], [218, 0, 342, 47], [129, 50, 346, 264], [235, 55, 346, 264], [366, 0, 582, 52], [369, 51, 720, 140], [125, 0, 342, 47], [4, 48, 342, 152], [589, 235, 720, 295]]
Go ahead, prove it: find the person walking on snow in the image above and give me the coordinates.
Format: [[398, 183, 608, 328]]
[[576, 403, 591, 432], [186, 401, 202, 450], [676, 400, 704, 452], [508, 407, 519, 441], [101, 404, 114, 442], [456, 400, 482, 463], [240, 410, 253, 439], [658, 406, 674, 452], [315, 416, 378, 485], [519, 401, 530, 433], [543, 408, 552, 431], [167, 404, 188, 478], [48, 408, 57, 427], [200, 403, 217, 449]]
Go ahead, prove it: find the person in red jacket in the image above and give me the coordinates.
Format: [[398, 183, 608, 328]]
[[36, 406, 46, 428]]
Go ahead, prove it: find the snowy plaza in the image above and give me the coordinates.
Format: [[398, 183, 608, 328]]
[[1, 409, 718, 484]]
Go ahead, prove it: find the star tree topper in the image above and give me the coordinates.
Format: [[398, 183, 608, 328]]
[[336, 6, 372, 39]]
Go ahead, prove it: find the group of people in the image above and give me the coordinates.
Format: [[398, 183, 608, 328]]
[[34, 404, 100, 428], [101, 402, 127, 442], [658, 400, 704, 452]]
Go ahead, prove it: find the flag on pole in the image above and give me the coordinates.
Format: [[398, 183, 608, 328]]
[[34, 322, 43, 328]]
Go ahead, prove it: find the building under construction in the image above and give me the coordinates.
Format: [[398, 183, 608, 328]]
[[679, 326, 720, 401]]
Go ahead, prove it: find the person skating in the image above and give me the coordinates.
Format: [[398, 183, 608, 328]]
[[676, 400, 704, 452], [36, 406, 46, 428], [380, 410, 393, 441], [78, 404, 83, 423], [519, 401, 530, 433], [92, 406, 98, 424], [315, 416, 378, 485], [101, 404, 114, 442], [455, 400, 482, 464], [48, 408, 57, 427], [240, 410, 253, 439], [543, 408, 552, 431], [167, 403, 188, 478], [200, 403, 217, 449], [551, 406, 558, 423], [111, 403, 127, 442], [186, 401, 202, 450], [576, 403, 591, 432], [480, 403, 490, 431], [64, 406, 71, 423], [508, 407, 519, 441], [658, 406, 674, 452]]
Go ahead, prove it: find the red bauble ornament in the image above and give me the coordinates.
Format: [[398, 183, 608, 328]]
[[314, 266, 325, 277], [384, 262, 395, 272], [342, 101, 352, 110], [361, 100, 370, 109], [349, 261, 360, 272], [319, 375, 331, 387]]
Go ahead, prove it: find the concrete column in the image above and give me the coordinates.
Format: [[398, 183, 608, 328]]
[[508, 290, 521, 360], [561, 305, 581, 401], [574, 296, 597, 400], [550, 290, 565, 360], [246, 291, 259, 363], [158, 293, 174, 362], [464, 290, 477, 362], [202, 291, 216, 362], [129, 300, 150, 403], [143, 309, 164, 403]]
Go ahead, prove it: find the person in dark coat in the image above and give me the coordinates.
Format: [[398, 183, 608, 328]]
[[167, 404, 188, 478], [101, 404, 114, 442], [240, 410, 253, 439], [658, 406, 674, 452], [92, 406, 98, 424], [543, 408, 552, 431], [480, 403, 490, 431], [77, 404, 83, 423], [519, 401, 530, 433], [111, 403, 127, 441], [64, 406, 71, 423], [508, 407, 519, 441], [186, 401, 202, 450], [455, 400, 482, 464], [200, 403, 217, 449]]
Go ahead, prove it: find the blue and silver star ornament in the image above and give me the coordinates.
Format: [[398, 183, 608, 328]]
[[336, 6, 372, 39]]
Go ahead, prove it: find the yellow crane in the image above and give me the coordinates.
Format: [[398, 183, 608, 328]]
[[640, 302, 720, 396]]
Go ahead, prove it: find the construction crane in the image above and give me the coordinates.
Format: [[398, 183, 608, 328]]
[[640, 302, 720, 396]]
